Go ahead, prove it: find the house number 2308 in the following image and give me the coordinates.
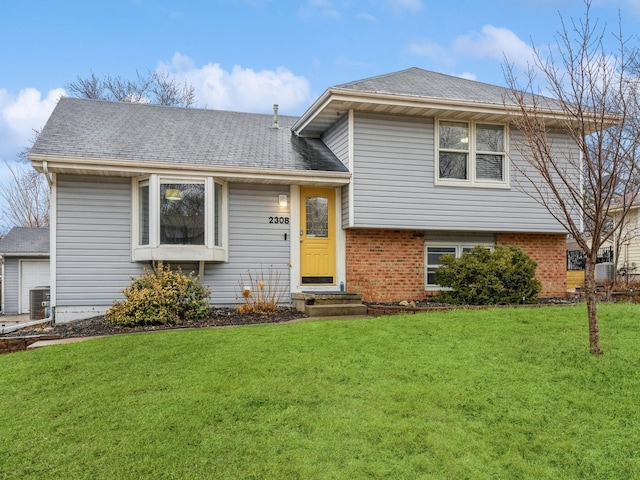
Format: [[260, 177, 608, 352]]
[[269, 217, 289, 224]]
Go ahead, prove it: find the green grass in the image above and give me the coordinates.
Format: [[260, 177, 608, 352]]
[[1, 304, 639, 479]]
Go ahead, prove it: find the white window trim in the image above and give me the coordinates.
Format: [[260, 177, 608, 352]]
[[425, 242, 494, 289], [131, 174, 228, 262], [435, 119, 510, 189]]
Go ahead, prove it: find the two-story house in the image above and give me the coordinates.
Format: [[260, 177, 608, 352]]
[[29, 68, 572, 322]]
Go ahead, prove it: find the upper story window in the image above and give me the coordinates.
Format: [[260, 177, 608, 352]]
[[134, 175, 226, 262], [437, 120, 508, 188]]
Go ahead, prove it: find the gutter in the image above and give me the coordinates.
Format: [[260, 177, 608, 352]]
[[29, 154, 352, 186], [291, 87, 618, 137]]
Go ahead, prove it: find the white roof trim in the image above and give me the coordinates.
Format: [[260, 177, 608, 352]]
[[29, 154, 351, 186]]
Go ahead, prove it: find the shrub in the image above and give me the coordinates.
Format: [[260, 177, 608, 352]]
[[236, 266, 287, 314], [435, 245, 542, 305], [105, 262, 211, 326]]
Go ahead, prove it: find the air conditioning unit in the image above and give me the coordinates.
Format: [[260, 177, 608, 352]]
[[595, 262, 614, 284], [29, 286, 50, 321]]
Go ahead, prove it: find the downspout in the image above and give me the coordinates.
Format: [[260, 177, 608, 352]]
[[42, 161, 53, 187]]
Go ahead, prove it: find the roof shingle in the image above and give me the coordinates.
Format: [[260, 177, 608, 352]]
[[30, 98, 348, 173], [0, 227, 49, 255]]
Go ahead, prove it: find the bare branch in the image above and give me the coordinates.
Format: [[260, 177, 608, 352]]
[[503, 0, 640, 354], [0, 161, 50, 228], [65, 70, 196, 107]]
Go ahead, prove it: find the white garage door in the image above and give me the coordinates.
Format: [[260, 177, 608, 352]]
[[20, 260, 50, 314]]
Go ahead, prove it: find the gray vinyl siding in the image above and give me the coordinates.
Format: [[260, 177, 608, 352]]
[[322, 115, 349, 168], [351, 112, 572, 233], [203, 183, 291, 304], [56, 175, 143, 307], [55, 176, 291, 309], [2, 257, 19, 314], [341, 184, 350, 228]]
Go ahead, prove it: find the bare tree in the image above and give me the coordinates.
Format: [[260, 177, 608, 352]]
[[0, 160, 50, 228], [65, 70, 196, 107], [504, 2, 640, 354]]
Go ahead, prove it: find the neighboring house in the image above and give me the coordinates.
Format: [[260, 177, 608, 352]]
[[609, 202, 640, 283], [29, 68, 575, 323], [566, 236, 615, 289], [0, 227, 50, 315]]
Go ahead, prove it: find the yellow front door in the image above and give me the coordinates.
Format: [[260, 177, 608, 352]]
[[300, 187, 336, 285]]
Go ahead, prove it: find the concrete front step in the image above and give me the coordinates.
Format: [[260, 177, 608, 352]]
[[305, 303, 368, 318], [292, 292, 367, 317], [292, 292, 363, 310]]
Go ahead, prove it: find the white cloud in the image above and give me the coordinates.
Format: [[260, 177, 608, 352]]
[[457, 72, 477, 81], [388, 0, 422, 14], [407, 25, 535, 80], [356, 11, 377, 22], [0, 55, 313, 166], [453, 25, 535, 69], [158, 53, 313, 115], [0, 87, 65, 162], [407, 40, 452, 66], [300, 0, 341, 19]]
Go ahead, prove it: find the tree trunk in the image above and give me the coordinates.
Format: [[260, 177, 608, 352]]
[[584, 260, 603, 355]]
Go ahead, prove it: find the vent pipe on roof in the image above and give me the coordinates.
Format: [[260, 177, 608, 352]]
[[272, 104, 279, 129]]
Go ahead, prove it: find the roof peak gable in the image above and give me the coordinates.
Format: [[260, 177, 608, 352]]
[[332, 67, 515, 104]]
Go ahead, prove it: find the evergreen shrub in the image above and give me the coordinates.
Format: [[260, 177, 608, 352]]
[[105, 262, 210, 326], [435, 245, 542, 305]]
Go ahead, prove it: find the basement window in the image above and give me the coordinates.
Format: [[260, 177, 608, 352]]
[[425, 243, 493, 288]]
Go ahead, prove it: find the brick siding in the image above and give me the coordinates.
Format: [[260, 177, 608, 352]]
[[345, 229, 425, 302], [345, 229, 567, 302], [496, 232, 567, 298]]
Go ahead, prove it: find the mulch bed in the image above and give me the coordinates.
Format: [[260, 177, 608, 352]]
[[7, 308, 308, 339]]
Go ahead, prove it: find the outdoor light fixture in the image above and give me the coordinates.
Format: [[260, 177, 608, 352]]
[[278, 194, 289, 207], [165, 188, 182, 201]]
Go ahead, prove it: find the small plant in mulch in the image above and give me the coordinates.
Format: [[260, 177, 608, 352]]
[[105, 262, 211, 326], [236, 266, 288, 315]]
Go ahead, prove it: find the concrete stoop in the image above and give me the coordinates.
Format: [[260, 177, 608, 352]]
[[292, 292, 368, 317]]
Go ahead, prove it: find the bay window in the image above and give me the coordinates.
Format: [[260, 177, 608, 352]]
[[437, 120, 507, 187], [133, 175, 227, 261], [160, 182, 205, 245]]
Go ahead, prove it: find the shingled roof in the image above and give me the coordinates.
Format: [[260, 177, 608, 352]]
[[334, 67, 525, 105], [30, 98, 348, 174], [0, 227, 49, 256], [293, 67, 566, 137]]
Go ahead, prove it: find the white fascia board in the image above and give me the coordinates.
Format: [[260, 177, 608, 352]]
[[291, 89, 334, 134], [29, 154, 351, 186], [292, 87, 609, 138], [296, 88, 570, 126]]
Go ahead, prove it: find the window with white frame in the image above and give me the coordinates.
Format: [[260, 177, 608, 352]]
[[134, 175, 226, 261], [437, 120, 507, 187], [425, 244, 492, 287]]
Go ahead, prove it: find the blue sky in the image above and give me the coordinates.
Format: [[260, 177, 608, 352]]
[[0, 0, 638, 191]]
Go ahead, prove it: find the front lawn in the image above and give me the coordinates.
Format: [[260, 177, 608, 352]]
[[1, 304, 639, 479]]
